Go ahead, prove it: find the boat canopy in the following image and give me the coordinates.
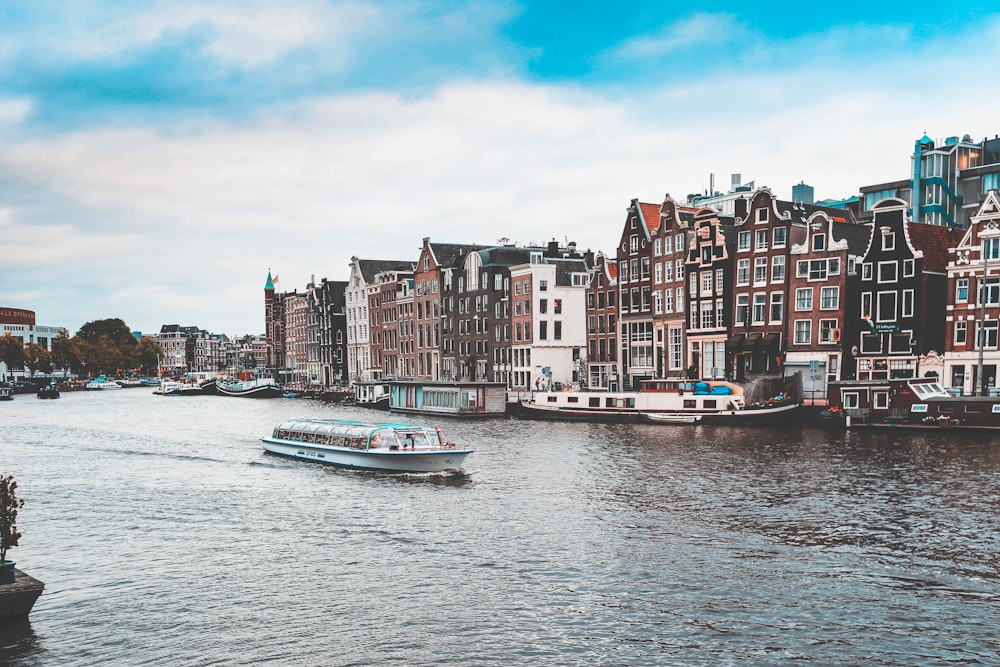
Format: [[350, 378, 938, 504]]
[[272, 419, 443, 449]]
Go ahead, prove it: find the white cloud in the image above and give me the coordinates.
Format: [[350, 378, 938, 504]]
[[608, 13, 744, 60]]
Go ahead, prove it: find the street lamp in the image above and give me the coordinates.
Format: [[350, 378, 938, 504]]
[[976, 221, 1000, 396]]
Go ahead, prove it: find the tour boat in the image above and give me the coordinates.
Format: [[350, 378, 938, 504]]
[[260, 418, 474, 473], [513, 379, 800, 425], [85, 376, 122, 390], [217, 371, 282, 399], [825, 377, 1000, 430]]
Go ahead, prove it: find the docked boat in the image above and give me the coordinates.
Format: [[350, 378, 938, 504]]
[[156, 380, 207, 396], [261, 418, 473, 473], [825, 377, 1000, 430], [116, 378, 144, 388], [512, 379, 800, 425], [36, 383, 60, 399], [217, 370, 282, 398], [0, 387, 12, 401], [85, 376, 122, 390]]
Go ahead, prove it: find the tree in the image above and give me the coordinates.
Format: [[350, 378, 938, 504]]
[[51, 332, 81, 378], [76, 318, 137, 351], [0, 474, 24, 564], [130, 337, 164, 376], [24, 343, 52, 377], [0, 334, 26, 381], [88, 335, 125, 376]]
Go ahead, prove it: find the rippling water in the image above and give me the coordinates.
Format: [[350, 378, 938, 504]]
[[2, 389, 999, 665]]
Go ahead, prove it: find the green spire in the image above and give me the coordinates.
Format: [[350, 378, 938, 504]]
[[265, 270, 274, 290]]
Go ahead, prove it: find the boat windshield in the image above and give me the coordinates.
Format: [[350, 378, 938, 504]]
[[386, 429, 433, 450]]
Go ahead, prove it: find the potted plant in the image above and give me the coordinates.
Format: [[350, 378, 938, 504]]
[[0, 474, 24, 584]]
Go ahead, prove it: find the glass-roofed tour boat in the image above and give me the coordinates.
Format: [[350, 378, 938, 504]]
[[261, 418, 474, 473]]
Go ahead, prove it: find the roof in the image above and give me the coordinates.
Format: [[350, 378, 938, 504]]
[[430, 243, 480, 269], [547, 257, 591, 287], [906, 222, 958, 272], [831, 220, 872, 256], [638, 202, 661, 235], [355, 259, 414, 283]]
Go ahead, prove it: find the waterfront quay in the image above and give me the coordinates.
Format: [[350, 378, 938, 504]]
[[2, 388, 998, 665]]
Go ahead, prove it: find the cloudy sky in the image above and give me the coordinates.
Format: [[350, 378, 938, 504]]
[[2, 1, 999, 336]]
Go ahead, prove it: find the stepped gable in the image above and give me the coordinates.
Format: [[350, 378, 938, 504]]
[[356, 258, 414, 283], [831, 220, 872, 255], [906, 222, 958, 273]]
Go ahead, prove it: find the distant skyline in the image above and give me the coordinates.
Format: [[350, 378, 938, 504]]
[[3, 1, 999, 336]]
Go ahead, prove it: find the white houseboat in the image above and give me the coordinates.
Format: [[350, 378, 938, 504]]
[[85, 376, 122, 390], [261, 418, 473, 473], [513, 379, 800, 425]]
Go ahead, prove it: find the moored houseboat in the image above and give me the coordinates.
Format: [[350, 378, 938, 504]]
[[388, 380, 507, 417], [825, 377, 1000, 429], [260, 418, 473, 473], [512, 379, 800, 425], [217, 370, 281, 398]]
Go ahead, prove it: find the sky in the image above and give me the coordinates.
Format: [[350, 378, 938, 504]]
[[2, 1, 999, 337]]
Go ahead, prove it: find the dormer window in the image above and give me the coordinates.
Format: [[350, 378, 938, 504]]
[[757, 208, 769, 223], [880, 228, 895, 251], [812, 234, 826, 251]]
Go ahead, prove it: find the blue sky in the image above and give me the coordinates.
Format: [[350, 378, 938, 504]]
[[2, 1, 999, 336]]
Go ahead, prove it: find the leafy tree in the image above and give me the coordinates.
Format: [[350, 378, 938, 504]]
[[51, 332, 81, 378], [130, 337, 164, 376], [76, 318, 136, 351], [87, 335, 125, 376], [0, 474, 24, 564], [0, 334, 26, 380], [24, 343, 52, 377]]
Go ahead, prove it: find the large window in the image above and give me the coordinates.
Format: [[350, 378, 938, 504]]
[[769, 293, 784, 323], [819, 319, 838, 343], [754, 258, 768, 285], [701, 302, 714, 329], [878, 262, 898, 283], [771, 256, 785, 282], [794, 320, 812, 345], [820, 286, 839, 310], [737, 259, 751, 286], [877, 291, 897, 321], [796, 288, 813, 311], [736, 294, 750, 327], [753, 294, 766, 324]]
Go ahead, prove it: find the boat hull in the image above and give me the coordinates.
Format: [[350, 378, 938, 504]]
[[512, 400, 801, 425], [217, 384, 283, 398], [260, 438, 472, 473]]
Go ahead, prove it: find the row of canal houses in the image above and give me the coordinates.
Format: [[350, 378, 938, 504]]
[[271, 186, 1000, 403], [606, 187, 1000, 401]]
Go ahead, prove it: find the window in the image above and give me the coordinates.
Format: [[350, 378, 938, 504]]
[[862, 263, 873, 280], [757, 208, 769, 223], [738, 231, 751, 251], [731, 294, 748, 327], [754, 258, 768, 285], [769, 293, 784, 323], [983, 172, 1000, 194], [539, 299, 548, 313], [753, 294, 766, 324], [819, 319, 838, 343], [664, 261, 674, 282], [716, 269, 724, 293], [794, 320, 811, 344], [702, 272, 713, 295], [957, 278, 969, 302], [977, 320, 999, 348], [654, 263, 662, 284], [820, 287, 839, 310], [654, 291, 663, 314], [654, 239, 662, 256], [676, 260, 684, 280], [813, 234, 826, 251], [676, 288, 684, 312], [877, 291, 897, 321], [701, 302, 714, 329], [809, 260, 828, 280], [771, 256, 785, 282], [881, 230, 895, 250], [664, 289, 674, 313], [902, 289, 914, 318], [903, 259, 915, 277], [676, 233, 684, 252], [874, 391, 889, 409], [861, 292, 872, 320], [755, 229, 768, 251], [955, 321, 967, 345], [773, 227, 787, 247], [554, 322, 562, 340], [539, 321, 547, 340], [664, 236, 673, 254], [630, 234, 639, 252], [539, 280, 548, 291], [985, 236, 1000, 261], [843, 392, 860, 409], [981, 277, 1000, 305], [554, 299, 562, 314], [736, 259, 751, 286], [878, 262, 898, 283]]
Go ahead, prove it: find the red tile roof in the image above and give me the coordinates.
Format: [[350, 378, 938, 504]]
[[906, 222, 958, 272], [638, 202, 660, 235]]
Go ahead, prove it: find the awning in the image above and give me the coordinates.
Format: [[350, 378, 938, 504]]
[[761, 333, 781, 350], [726, 334, 745, 351]]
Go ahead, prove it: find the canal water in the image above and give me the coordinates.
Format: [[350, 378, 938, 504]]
[[1, 389, 998, 665]]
